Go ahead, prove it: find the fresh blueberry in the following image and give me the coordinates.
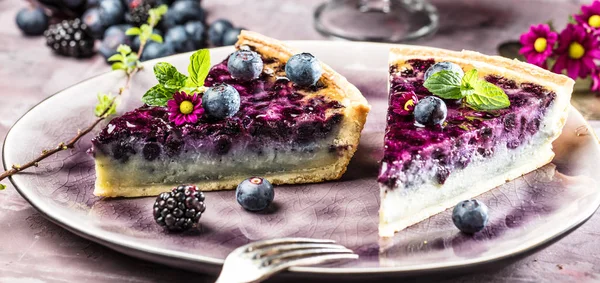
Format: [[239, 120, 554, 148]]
[[99, 0, 125, 28], [184, 21, 206, 49], [16, 7, 49, 36], [202, 83, 241, 119], [99, 24, 134, 60], [161, 1, 205, 30], [165, 25, 196, 52], [132, 29, 162, 52], [141, 41, 175, 61], [285, 53, 323, 86], [221, 27, 242, 46], [208, 19, 233, 46], [414, 96, 447, 126], [227, 50, 263, 81], [82, 7, 106, 38], [236, 177, 274, 212], [424, 61, 464, 81], [452, 200, 489, 234]]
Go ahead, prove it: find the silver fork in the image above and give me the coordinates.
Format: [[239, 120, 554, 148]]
[[215, 238, 358, 283]]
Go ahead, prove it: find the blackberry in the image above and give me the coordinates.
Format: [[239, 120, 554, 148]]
[[44, 19, 95, 58], [126, 0, 155, 27], [153, 185, 206, 232]]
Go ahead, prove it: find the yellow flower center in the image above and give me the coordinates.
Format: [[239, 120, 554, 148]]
[[568, 42, 585, 59], [534, 37, 547, 53], [179, 100, 194, 115], [589, 15, 600, 28], [404, 99, 415, 111]]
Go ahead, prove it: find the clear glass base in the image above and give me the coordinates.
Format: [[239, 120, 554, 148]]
[[314, 0, 439, 42]]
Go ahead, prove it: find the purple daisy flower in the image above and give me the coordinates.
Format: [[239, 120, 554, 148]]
[[519, 24, 558, 68], [167, 91, 204, 126], [574, 1, 600, 31], [392, 91, 419, 115], [552, 24, 600, 79]]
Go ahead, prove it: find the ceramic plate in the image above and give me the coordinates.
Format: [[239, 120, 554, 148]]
[[4, 41, 600, 278]]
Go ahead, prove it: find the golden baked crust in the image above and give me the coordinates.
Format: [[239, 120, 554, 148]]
[[94, 31, 370, 197]]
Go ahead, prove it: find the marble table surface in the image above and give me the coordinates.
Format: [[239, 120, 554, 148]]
[[2, 0, 600, 282]]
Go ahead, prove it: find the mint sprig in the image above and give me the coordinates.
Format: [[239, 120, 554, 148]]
[[424, 68, 510, 111], [141, 49, 211, 106], [95, 92, 118, 117], [108, 45, 140, 74]]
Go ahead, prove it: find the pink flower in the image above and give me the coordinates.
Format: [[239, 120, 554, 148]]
[[392, 91, 419, 115], [519, 24, 557, 68], [574, 1, 600, 31], [552, 24, 600, 79], [167, 91, 204, 126], [592, 70, 600, 92]]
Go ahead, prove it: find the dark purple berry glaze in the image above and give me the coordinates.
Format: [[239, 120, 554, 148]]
[[378, 59, 556, 189], [92, 56, 345, 162]]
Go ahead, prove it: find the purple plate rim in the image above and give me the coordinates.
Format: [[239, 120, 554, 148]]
[[4, 41, 600, 276]]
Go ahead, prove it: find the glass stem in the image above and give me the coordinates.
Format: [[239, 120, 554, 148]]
[[358, 0, 391, 13]]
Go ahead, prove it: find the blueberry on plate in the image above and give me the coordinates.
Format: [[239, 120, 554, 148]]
[[414, 96, 447, 126], [165, 25, 196, 52], [153, 185, 206, 232], [452, 199, 489, 234], [184, 21, 206, 49], [16, 7, 49, 36], [208, 19, 233, 47], [99, 0, 125, 28], [202, 83, 241, 119], [99, 24, 134, 60], [82, 7, 106, 39], [227, 50, 263, 81], [221, 27, 242, 46], [141, 41, 175, 61], [161, 1, 205, 30], [236, 177, 274, 212], [285, 53, 323, 86], [424, 61, 464, 81]]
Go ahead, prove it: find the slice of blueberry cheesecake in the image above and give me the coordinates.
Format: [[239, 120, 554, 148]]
[[379, 46, 573, 237], [91, 31, 370, 197]]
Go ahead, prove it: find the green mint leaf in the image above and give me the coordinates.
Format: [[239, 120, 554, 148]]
[[423, 70, 463, 99], [111, 62, 125, 70], [116, 44, 132, 55], [154, 62, 188, 90], [149, 33, 163, 43], [465, 80, 510, 110], [126, 27, 141, 36], [147, 5, 168, 26], [461, 69, 478, 88], [187, 49, 211, 87], [0, 184, 5, 190], [95, 93, 118, 117], [142, 84, 174, 106], [107, 54, 124, 62]]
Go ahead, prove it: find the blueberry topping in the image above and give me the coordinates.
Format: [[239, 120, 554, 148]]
[[424, 61, 464, 81], [236, 177, 274, 211], [285, 53, 323, 86], [202, 83, 241, 119], [222, 27, 242, 46], [208, 19, 233, 47], [153, 185, 206, 232], [16, 7, 48, 36], [414, 96, 447, 126], [452, 200, 489, 234], [227, 50, 263, 81], [142, 143, 161, 161]]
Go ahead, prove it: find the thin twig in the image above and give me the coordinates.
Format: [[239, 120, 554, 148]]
[[0, 41, 147, 184]]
